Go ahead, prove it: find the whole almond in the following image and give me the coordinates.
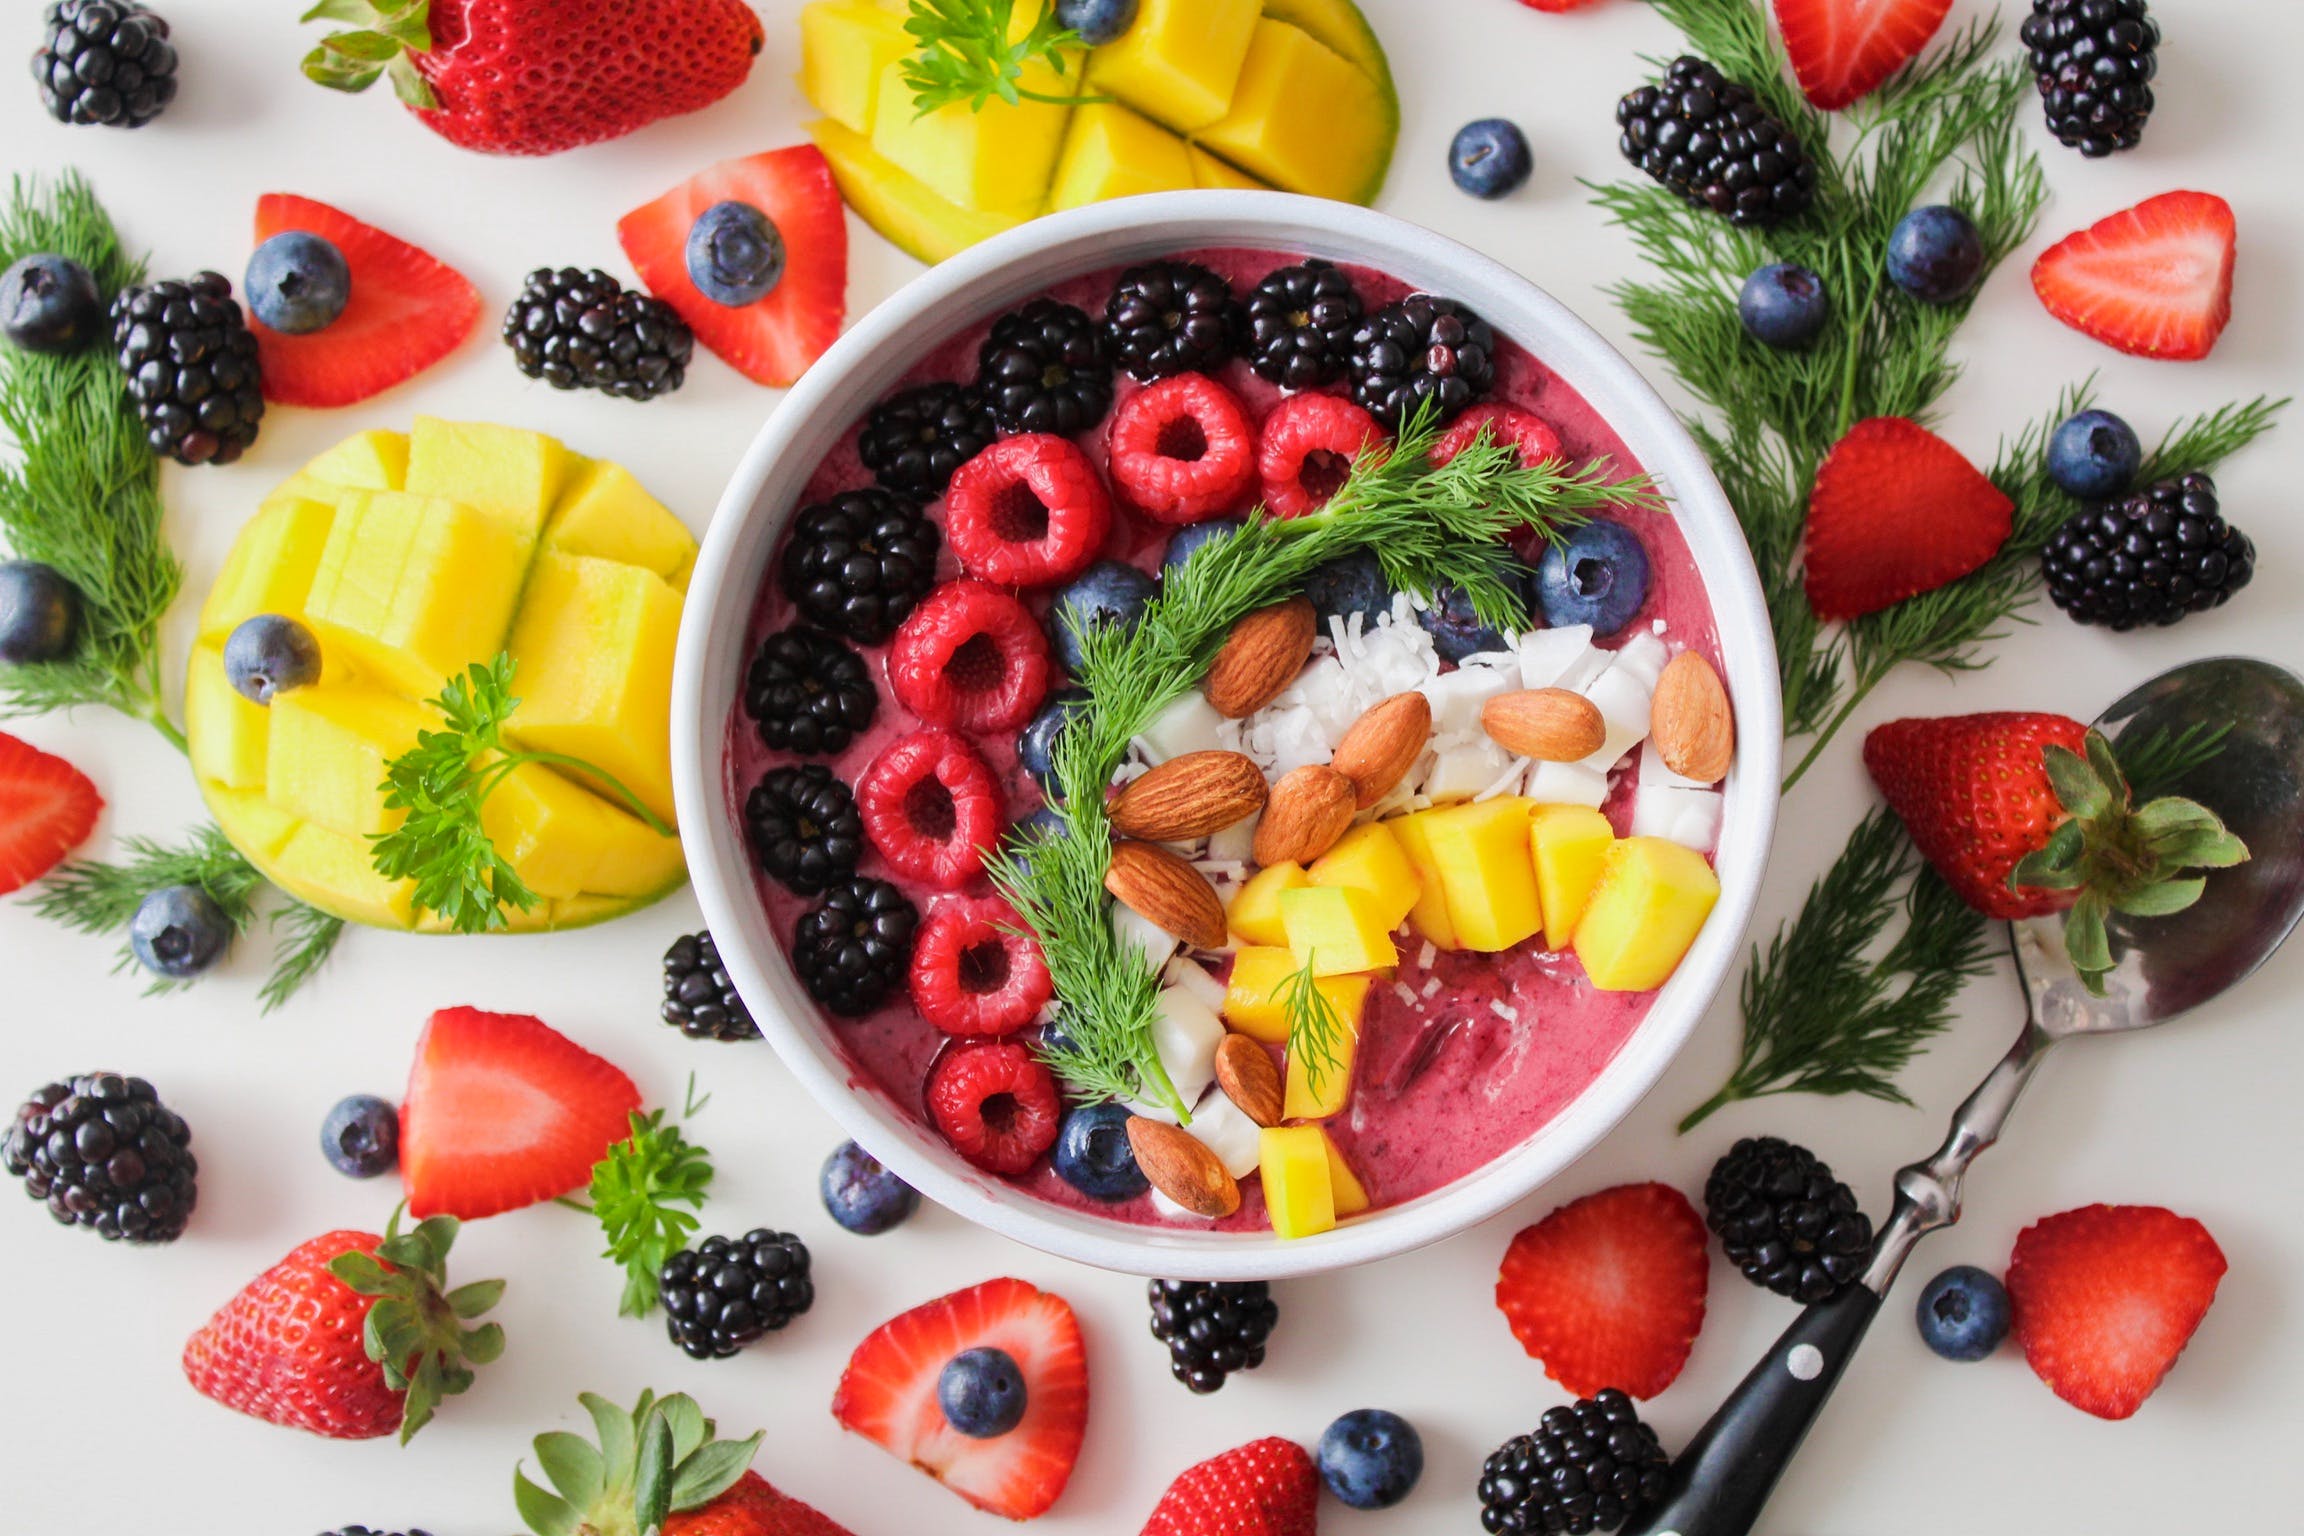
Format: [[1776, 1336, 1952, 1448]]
[[1651, 650, 1734, 783], [1109, 751, 1269, 840], [1126, 1116, 1242, 1218], [1213, 1033, 1284, 1128], [1204, 598, 1316, 718], [1482, 688, 1608, 762], [1103, 839, 1228, 950], [1331, 691, 1432, 808], [1252, 764, 1358, 866]]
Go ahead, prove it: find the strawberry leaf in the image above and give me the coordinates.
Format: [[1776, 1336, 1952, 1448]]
[[514, 1470, 582, 1536], [2043, 743, 2110, 819], [2112, 876, 2206, 918]]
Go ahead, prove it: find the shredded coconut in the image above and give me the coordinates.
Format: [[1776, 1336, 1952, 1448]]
[[1417, 940, 1436, 969], [1392, 981, 1419, 1007], [1422, 977, 1443, 999], [1489, 999, 1518, 1022]]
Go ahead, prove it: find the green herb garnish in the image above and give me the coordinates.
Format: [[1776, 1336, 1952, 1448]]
[[297, 0, 442, 110], [324, 1204, 506, 1445], [576, 1081, 715, 1318], [1277, 954, 1346, 1101], [900, 0, 1105, 115]]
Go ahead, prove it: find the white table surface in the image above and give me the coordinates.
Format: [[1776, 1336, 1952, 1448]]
[[4, 1, 2299, 1530]]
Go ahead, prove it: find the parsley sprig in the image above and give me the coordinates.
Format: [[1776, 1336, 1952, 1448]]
[[573, 1081, 715, 1318], [900, 0, 1106, 115]]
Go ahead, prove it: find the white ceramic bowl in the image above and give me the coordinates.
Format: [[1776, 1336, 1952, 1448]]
[[674, 191, 1781, 1280]]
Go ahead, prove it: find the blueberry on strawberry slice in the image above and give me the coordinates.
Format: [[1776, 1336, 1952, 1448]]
[[2046, 407, 2142, 500], [909, 894, 1053, 1036], [926, 1041, 1061, 1177], [1106, 372, 1258, 524], [1048, 561, 1156, 676], [821, 1139, 919, 1235], [1535, 519, 1649, 637], [246, 232, 351, 336], [685, 199, 786, 307], [939, 1346, 1029, 1438], [890, 579, 1053, 733], [1915, 1264, 2010, 1361], [858, 729, 1005, 890], [1257, 391, 1384, 517], [945, 434, 1113, 588]]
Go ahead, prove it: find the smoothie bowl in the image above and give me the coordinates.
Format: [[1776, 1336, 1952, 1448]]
[[675, 192, 1780, 1279]]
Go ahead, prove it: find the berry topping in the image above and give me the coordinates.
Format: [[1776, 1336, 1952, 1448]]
[[1477, 1390, 1670, 1536], [925, 1040, 1061, 1175], [1017, 685, 1090, 793], [939, 1346, 1029, 1438], [780, 487, 943, 644], [1, 253, 102, 355], [1257, 391, 1385, 517], [1162, 516, 1244, 575], [320, 1095, 399, 1180], [2022, 0, 2160, 157], [1738, 261, 1831, 349], [860, 381, 998, 500], [1349, 294, 1495, 428], [858, 728, 1004, 890], [1302, 550, 1394, 626], [2030, 190, 2235, 361], [1245, 258, 1363, 389], [6, 1071, 195, 1242], [1535, 518, 1651, 637], [1051, 1102, 1147, 1202], [1495, 1182, 1709, 1399], [2045, 407, 2142, 500], [1860, 711, 2091, 919], [1777, 0, 1953, 111], [889, 579, 1053, 733], [1104, 260, 1243, 381], [821, 1139, 920, 1235], [745, 762, 864, 896], [129, 883, 230, 979], [2007, 1203, 2226, 1419], [1704, 1135, 1874, 1302], [744, 626, 878, 755], [223, 614, 321, 705], [1616, 56, 1818, 227], [1432, 401, 1565, 470], [1317, 1408, 1423, 1511], [1143, 1437, 1318, 1536], [794, 876, 919, 1017], [1450, 117, 1533, 198], [1106, 372, 1258, 524], [1048, 559, 1157, 674], [1886, 204, 1986, 304], [660, 930, 759, 1042], [34, 0, 177, 127], [501, 267, 692, 402], [1916, 1264, 2012, 1362], [2041, 471, 2253, 630], [910, 895, 1053, 1036], [1419, 564, 1534, 661], [684, 199, 786, 307], [110, 272, 266, 465], [945, 434, 1114, 586], [1803, 416, 2014, 620], [0, 730, 101, 894], [1148, 1278, 1278, 1392], [1056, 0, 1139, 46], [976, 297, 1113, 436], [245, 231, 350, 336], [660, 1228, 814, 1359], [0, 560, 82, 664]]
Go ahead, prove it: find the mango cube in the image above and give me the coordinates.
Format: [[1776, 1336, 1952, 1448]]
[[1384, 810, 1458, 950], [870, 43, 1077, 214], [302, 429, 408, 491], [810, 118, 1032, 265], [1228, 860, 1307, 946], [543, 459, 696, 581], [304, 491, 526, 698], [404, 417, 565, 545], [1086, 0, 1259, 132], [799, 1, 913, 134], [1574, 836, 1721, 992], [1048, 102, 1197, 211], [1529, 804, 1617, 951], [185, 644, 272, 791], [1259, 1125, 1336, 1240], [204, 786, 300, 861], [475, 760, 684, 902], [1283, 1004, 1359, 1121], [1195, 20, 1391, 203], [265, 683, 429, 839], [1222, 946, 1370, 1045], [1308, 822, 1420, 932], [1420, 797, 1542, 953], [1187, 143, 1268, 190], [1280, 884, 1397, 976], [197, 493, 337, 641], [1319, 1129, 1370, 1216], [270, 824, 416, 929]]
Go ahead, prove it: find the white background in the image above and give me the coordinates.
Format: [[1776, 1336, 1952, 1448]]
[[4, 1, 2300, 1530]]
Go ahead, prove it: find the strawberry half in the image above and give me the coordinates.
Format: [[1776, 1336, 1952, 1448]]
[[400, 1006, 641, 1220], [251, 193, 480, 407], [832, 1277, 1088, 1520], [2006, 1204, 2227, 1420], [1863, 712, 2088, 919], [0, 731, 101, 894], [619, 146, 847, 387], [1495, 1181, 1709, 1400], [1776, 0, 1953, 111], [1141, 1437, 1318, 1536], [1803, 416, 2013, 621], [2031, 190, 2236, 361]]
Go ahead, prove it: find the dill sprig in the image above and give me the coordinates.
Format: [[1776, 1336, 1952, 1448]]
[[899, 0, 1104, 115], [261, 901, 348, 1013], [1278, 955, 1346, 1100], [577, 1086, 715, 1318]]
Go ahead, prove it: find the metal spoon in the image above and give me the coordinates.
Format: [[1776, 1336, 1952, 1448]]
[[1627, 656, 2304, 1536]]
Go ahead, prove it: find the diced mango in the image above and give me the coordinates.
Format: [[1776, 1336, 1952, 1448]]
[[302, 429, 408, 492], [203, 785, 301, 861], [1307, 822, 1419, 932], [1574, 836, 1721, 992], [810, 118, 1032, 265], [269, 824, 416, 929], [580, 808, 687, 899], [304, 491, 527, 698], [1280, 884, 1398, 975], [1319, 1128, 1370, 1216], [1283, 1002, 1359, 1121], [1227, 860, 1307, 946], [1195, 19, 1392, 204], [1259, 1125, 1336, 1240], [302, 490, 420, 661], [479, 759, 620, 901], [1186, 143, 1268, 190], [265, 683, 429, 839], [1529, 804, 1616, 951], [1087, 0, 1259, 132], [1261, 0, 1394, 95], [1419, 797, 1543, 953], [544, 459, 697, 581], [185, 644, 271, 791], [1384, 810, 1459, 950], [197, 493, 336, 641], [1222, 946, 1369, 1045], [799, 0, 913, 135], [404, 417, 565, 545], [1048, 102, 1197, 211], [870, 42, 1078, 214]]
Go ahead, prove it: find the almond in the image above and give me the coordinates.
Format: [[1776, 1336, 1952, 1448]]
[[1252, 764, 1358, 866], [1126, 1116, 1241, 1218], [1109, 750, 1269, 841], [1103, 839, 1228, 951], [1331, 691, 1432, 809], [1204, 597, 1316, 718], [1213, 1033, 1284, 1128], [1482, 688, 1608, 762], [1651, 650, 1734, 783]]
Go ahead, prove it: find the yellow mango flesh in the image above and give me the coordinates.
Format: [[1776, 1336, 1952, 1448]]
[[1307, 821, 1420, 932], [1283, 1003, 1358, 1120], [1529, 804, 1616, 951], [800, 1, 913, 134], [1384, 809, 1459, 950], [205, 785, 301, 861], [545, 459, 697, 584], [810, 118, 1032, 266], [185, 644, 272, 791], [1320, 1128, 1370, 1216], [197, 494, 336, 642], [269, 823, 417, 930], [1187, 142, 1269, 190], [1087, 0, 1259, 132], [303, 428, 409, 492], [404, 417, 565, 544], [1280, 884, 1398, 975], [1419, 796, 1543, 953], [1574, 837, 1721, 992], [306, 490, 527, 698], [1227, 859, 1307, 946], [266, 683, 428, 839], [1259, 1125, 1336, 1239], [1222, 946, 1369, 1044], [1196, 19, 1392, 204], [871, 45, 1077, 215], [1049, 102, 1198, 211]]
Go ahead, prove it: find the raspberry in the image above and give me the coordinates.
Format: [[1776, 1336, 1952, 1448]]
[[944, 435, 1113, 587], [857, 729, 1005, 890], [888, 579, 1053, 733], [925, 1039, 1061, 1175], [909, 895, 1054, 1036], [1105, 373, 1259, 525], [1431, 402, 1565, 470], [1257, 392, 1385, 517]]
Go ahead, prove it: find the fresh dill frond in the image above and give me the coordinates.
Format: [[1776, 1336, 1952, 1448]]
[[2117, 720, 2232, 801], [1278, 954, 1345, 1100], [260, 901, 347, 1013], [581, 1106, 715, 1318], [899, 0, 1103, 115]]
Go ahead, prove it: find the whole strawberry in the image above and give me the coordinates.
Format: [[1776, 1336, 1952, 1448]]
[[1142, 1437, 1319, 1536]]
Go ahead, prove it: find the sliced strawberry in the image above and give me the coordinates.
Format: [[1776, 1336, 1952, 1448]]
[[1495, 1181, 1709, 1400], [400, 1006, 641, 1220], [2006, 1204, 2227, 1420], [1776, 0, 1953, 110], [0, 731, 101, 894], [2031, 191, 2236, 361], [1803, 416, 2013, 621], [250, 194, 481, 408], [831, 1277, 1088, 1520], [619, 145, 847, 387], [1141, 1437, 1318, 1536]]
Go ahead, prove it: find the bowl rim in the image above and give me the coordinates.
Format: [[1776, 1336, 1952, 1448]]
[[673, 190, 1781, 1280]]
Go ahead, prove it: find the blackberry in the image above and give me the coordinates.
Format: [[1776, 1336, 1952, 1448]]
[[1477, 1390, 1671, 1536], [660, 1228, 815, 1360], [858, 381, 997, 499], [2042, 471, 2254, 631], [1348, 295, 1495, 429], [109, 273, 265, 465], [661, 931, 758, 1043], [33, 1, 178, 128], [1104, 260, 1243, 381], [744, 763, 863, 895], [1245, 258, 1363, 389], [2021, 0, 2159, 157], [501, 267, 692, 402], [1147, 1279, 1279, 1394], [1704, 1136, 1873, 1303], [5, 1071, 196, 1243], [743, 627, 877, 756], [975, 298, 1113, 436], [779, 488, 942, 645], [793, 876, 918, 1016], [1616, 56, 1818, 228]]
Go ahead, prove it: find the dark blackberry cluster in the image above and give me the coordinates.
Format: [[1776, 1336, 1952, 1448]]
[[1616, 57, 1818, 228], [794, 877, 918, 1016], [1104, 261, 1243, 381], [660, 932, 758, 1043], [502, 267, 693, 402], [1246, 258, 1364, 389], [744, 627, 878, 756], [1348, 295, 1495, 428], [2042, 472, 2253, 631], [1147, 1280, 1279, 1394], [5, 1071, 196, 1243], [780, 488, 942, 645], [660, 1229, 815, 1360], [975, 298, 1113, 436], [109, 273, 264, 465], [2021, 0, 2159, 157], [858, 381, 997, 499], [1477, 1391, 1671, 1536], [1705, 1136, 1873, 1303], [745, 763, 863, 895], [34, 1, 178, 128]]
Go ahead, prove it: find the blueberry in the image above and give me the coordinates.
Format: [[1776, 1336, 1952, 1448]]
[[129, 884, 232, 980], [1316, 1408, 1424, 1510], [1417, 562, 1533, 662], [244, 232, 351, 336], [222, 614, 322, 705], [0, 560, 81, 664], [1055, 0, 1139, 46], [1, 253, 103, 354], [938, 1346, 1028, 1438], [1886, 205, 1985, 304], [1303, 551, 1394, 629], [1535, 519, 1650, 637], [320, 1094, 400, 1179], [1161, 517, 1244, 576], [1915, 1265, 2011, 1362], [1017, 686, 1091, 792], [686, 200, 787, 308], [1037, 1001, 1080, 1056], [1449, 118, 1532, 199], [2046, 408, 2143, 501], [1738, 262, 1829, 349], [1049, 560, 1156, 674], [1051, 1101, 1146, 1202], [820, 1139, 921, 1235]]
